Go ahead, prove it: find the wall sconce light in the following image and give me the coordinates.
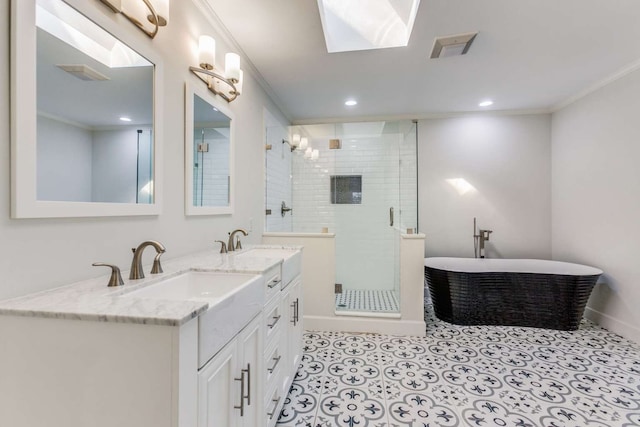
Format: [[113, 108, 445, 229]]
[[99, 0, 169, 39], [189, 35, 243, 103]]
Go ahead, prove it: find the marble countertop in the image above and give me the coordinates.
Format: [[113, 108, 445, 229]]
[[0, 245, 303, 327]]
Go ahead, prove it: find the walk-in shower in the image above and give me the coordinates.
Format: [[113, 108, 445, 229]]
[[265, 120, 418, 315]]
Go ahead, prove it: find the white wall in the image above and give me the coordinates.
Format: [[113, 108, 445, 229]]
[[92, 127, 152, 204], [552, 68, 640, 342], [418, 115, 552, 259], [37, 115, 93, 202], [0, 0, 288, 300]]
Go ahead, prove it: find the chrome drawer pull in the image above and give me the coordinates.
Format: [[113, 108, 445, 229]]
[[267, 314, 281, 329], [267, 355, 281, 373], [267, 396, 281, 420], [267, 278, 281, 289]]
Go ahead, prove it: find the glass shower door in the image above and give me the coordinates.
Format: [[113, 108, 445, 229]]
[[332, 122, 402, 314]]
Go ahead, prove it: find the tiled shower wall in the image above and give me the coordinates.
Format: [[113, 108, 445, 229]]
[[192, 128, 230, 207]]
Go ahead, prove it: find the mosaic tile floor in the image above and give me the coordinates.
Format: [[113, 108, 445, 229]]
[[335, 290, 400, 313], [277, 299, 640, 426]]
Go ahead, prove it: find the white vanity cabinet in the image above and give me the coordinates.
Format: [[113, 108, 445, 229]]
[[198, 314, 262, 427], [0, 247, 303, 427]]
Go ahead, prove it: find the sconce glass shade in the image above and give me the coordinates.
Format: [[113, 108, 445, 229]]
[[304, 147, 313, 159], [225, 53, 241, 82], [198, 35, 216, 69], [312, 149, 319, 160], [292, 134, 301, 147], [299, 137, 308, 150]]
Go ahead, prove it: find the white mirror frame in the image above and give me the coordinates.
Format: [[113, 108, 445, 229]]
[[184, 82, 235, 216], [10, 0, 164, 218]]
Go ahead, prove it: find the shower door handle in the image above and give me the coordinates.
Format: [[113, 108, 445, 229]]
[[390, 207, 394, 227]]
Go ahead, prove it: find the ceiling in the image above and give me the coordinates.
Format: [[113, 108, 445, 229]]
[[207, 0, 640, 122], [37, 28, 153, 128]]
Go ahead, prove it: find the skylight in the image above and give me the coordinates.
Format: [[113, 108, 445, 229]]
[[317, 0, 420, 53]]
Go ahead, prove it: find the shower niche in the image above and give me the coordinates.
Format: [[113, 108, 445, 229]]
[[265, 121, 418, 315]]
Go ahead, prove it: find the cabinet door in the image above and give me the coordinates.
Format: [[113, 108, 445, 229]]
[[238, 315, 263, 427], [288, 278, 303, 375], [198, 339, 239, 427]]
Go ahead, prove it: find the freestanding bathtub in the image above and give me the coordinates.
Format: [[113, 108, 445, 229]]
[[424, 257, 603, 330]]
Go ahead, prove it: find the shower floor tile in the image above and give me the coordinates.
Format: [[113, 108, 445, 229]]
[[335, 290, 399, 313], [277, 299, 640, 426]]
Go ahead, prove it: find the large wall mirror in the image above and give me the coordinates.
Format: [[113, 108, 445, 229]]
[[11, 0, 163, 218], [184, 83, 234, 215]]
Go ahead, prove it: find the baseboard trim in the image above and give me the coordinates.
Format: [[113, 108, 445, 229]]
[[584, 307, 640, 345], [304, 315, 427, 337]]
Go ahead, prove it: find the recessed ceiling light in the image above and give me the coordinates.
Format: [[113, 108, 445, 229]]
[[345, 100, 357, 106], [213, 107, 218, 111], [119, 117, 132, 122], [478, 100, 493, 107]]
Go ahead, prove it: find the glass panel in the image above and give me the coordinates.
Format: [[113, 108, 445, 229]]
[[265, 125, 292, 232], [265, 120, 417, 315]]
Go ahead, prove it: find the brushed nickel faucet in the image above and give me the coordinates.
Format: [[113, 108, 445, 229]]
[[92, 263, 124, 287], [215, 240, 228, 253], [129, 240, 166, 280], [227, 229, 248, 252]]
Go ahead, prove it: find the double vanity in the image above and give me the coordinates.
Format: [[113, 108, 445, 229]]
[[0, 245, 303, 427]]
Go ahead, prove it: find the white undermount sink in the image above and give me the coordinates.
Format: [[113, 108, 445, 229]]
[[235, 247, 302, 286], [123, 271, 264, 368], [123, 271, 256, 303]]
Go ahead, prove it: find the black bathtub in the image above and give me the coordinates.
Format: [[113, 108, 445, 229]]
[[424, 257, 602, 330]]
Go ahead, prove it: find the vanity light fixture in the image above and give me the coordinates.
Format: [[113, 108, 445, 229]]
[[98, 0, 169, 39], [189, 35, 243, 102]]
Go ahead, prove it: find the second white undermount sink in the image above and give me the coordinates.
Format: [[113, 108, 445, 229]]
[[235, 247, 302, 286]]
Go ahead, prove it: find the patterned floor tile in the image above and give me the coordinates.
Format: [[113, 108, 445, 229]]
[[278, 298, 640, 427]]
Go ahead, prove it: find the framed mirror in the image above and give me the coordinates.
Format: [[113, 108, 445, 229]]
[[184, 83, 234, 215], [11, 0, 163, 218]]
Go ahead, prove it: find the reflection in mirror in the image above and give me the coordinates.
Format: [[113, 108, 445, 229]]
[[36, 0, 154, 204], [185, 84, 234, 215]]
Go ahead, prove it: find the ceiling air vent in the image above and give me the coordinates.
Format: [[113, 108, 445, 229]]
[[56, 64, 110, 81], [430, 32, 478, 59]]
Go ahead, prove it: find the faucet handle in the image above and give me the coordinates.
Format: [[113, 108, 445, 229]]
[[92, 263, 124, 287], [215, 240, 228, 254], [150, 253, 163, 274]]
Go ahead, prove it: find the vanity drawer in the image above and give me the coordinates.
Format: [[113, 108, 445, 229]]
[[263, 266, 282, 304], [264, 382, 284, 427], [264, 334, 284, 389], [263, 294, 283, 344]]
